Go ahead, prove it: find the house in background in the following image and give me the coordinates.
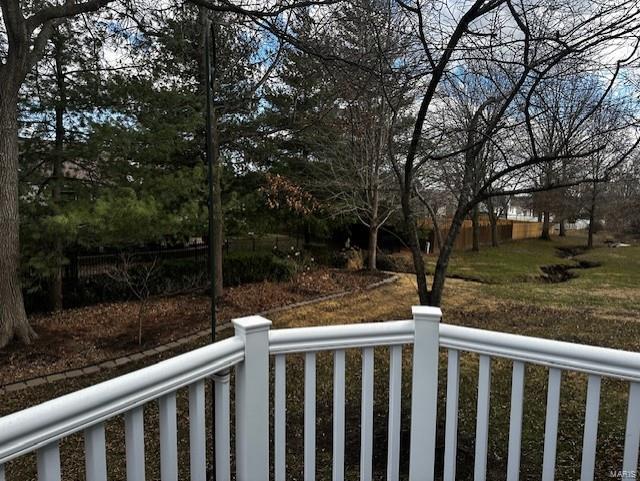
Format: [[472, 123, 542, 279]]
[[505, 196, 539, 222]]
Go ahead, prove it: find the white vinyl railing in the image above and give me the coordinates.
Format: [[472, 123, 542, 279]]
[[1, 306, 640, 481], [0, 335, 244, 481]]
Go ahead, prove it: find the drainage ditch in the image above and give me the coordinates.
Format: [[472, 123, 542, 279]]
[[540, 247, 601, 283]]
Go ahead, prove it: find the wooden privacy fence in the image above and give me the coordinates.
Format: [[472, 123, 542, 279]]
[[425, 219, 544, 251], [512, 221, 544, 240]]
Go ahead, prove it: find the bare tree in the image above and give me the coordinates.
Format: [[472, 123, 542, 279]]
[[485, 195, 510, 247], [581, 100, 635, 248], [600, 161, 640, 237], [107, 255, 159, 346], [388, 0, 640, 305], [322, 98, 400, 269], [317, 0, 410, 269]]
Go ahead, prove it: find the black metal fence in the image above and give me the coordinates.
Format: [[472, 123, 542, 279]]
[[63, 235, 302, 281]]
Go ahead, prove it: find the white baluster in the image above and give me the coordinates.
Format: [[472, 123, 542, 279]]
[[85, 423, 107, 481], [305, 351, 317, 481], [623, 382, 640, 481], [189, 380, 206, 481], [333, 349, 346, 481], [443, 349, 460, 481], [37, 442, 61, 481], [507, 361, 525, 481], [214, 371, 231, 481], [275, 355, 287, 481], [125, 406, 146, 481], [159, 392, 178, 481], [360, 347, 374, 481], [234, 316, 271, 481], [580, 375, 601, 481], [387, 345, 403, 481], [474, 355, 491, 481], [408, 306, 441, 481], [542, 368, 562, 481]]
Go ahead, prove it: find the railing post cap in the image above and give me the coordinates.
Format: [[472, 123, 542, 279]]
[[412, 305, 442, 322], [233, 315, 272, 334]]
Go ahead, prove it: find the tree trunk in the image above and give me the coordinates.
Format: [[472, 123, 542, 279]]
[[368, 223, 379, 270], [541, 211, 551, 240], [416, 190, 442, 251], [425, 203, 442, 251], [401, 191, 429, 304], [489, 212, 499, 247], [588, 183, 597, 249], [429, 209, 466, 306], [559, 219, 566, 237], [471, 205, 480, 251], [0, 92, 37, 348], [367, 186, 380, 270], [485, 198, 499, 247]]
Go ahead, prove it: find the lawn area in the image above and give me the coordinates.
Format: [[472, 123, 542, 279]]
[[436, 237, 578, 284], [453, 233, 640, 313], [2, 233, 640, 481]]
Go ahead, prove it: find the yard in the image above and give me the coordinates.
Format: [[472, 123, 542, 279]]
[[3, 1, 640, 479], [2, 233, 639, 480]]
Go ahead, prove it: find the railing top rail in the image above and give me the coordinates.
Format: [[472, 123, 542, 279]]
[[269, 319, 640, 381], [440, 324, 640, 382], [268, 320, 414, 354], [0, 337, 244, 464]]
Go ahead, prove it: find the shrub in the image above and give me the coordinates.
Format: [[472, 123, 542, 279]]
[[332, 247, 365, 270], [223, 252, 296, 286]]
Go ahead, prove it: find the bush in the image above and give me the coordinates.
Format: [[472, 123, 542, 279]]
[[331, 247, 365, 270], [223, 252, 296, 286]]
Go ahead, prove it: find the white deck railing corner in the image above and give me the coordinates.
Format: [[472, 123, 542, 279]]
[[2, 304, 640, 481]]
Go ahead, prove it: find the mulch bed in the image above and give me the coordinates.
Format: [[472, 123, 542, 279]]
[[0, 268, 386, 386]]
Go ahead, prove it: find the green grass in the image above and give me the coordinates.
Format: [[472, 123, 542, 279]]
[[422, 233, 640, 312], [433, 237, 577, 284], [573, 245, 640, 289], [488, 243, 640, 311]]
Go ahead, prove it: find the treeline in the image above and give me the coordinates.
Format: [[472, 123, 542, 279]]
[[2, 0, 640, 346]]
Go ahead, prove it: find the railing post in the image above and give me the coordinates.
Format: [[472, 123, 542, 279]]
[[409, 305, 442, 481], [233, 315, 272, 481]]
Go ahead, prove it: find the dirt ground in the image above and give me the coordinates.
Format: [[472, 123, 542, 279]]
[[0, 268, 386, 386]]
